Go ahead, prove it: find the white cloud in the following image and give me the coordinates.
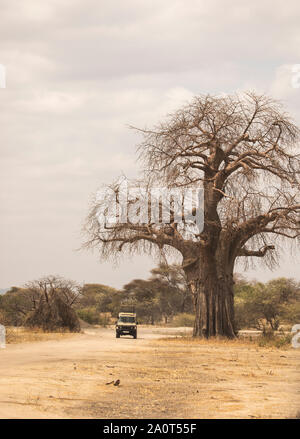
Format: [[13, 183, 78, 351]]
[[0, 0, 300, 287], [269, 64, 296, 99]]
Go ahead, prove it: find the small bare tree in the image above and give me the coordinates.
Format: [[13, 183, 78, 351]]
[[26, 275, 82, 307], [25, 275, 81, 332], [84, 92, 300, 338]]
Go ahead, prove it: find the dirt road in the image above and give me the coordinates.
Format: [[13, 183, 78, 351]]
[[0, 326, 299, 418]]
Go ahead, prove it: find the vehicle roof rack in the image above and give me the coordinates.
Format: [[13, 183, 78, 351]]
[[119, 304, 136, 313]]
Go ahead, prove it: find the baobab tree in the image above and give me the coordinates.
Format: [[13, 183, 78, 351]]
[[84, 92, 300, 338]]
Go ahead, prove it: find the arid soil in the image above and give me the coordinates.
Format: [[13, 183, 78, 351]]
[[0, 326, 299, 419]]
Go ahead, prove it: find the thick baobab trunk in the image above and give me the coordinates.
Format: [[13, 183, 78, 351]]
[[184, 254, 236, 338]]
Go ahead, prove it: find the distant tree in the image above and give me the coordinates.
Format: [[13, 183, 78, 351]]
[[122, 279, 162, 324], [120, 264, 193, 324], [0, 287, 39, 326], [234, 277, 300, 331], [150, 263, 193, 315], [79, 284, 118, 310]]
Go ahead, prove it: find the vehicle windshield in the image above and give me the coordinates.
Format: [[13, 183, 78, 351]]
[[119, 316, 135, 323]]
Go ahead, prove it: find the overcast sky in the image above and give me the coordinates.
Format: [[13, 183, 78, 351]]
[[0, 0, 300, 289]]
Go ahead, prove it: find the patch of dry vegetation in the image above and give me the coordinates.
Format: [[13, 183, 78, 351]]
[[156, 333, 293, 349], [156, 335, 253, 347], [5, 327, 76, 344]]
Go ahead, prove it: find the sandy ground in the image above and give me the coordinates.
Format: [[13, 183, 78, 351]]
[[0, 326, 299, 419]]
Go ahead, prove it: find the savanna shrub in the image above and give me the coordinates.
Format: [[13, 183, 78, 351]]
[[171, 313, 195, 327]]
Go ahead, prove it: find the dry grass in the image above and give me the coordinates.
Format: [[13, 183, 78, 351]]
[[5, 327, 76, 344], [157, 333, 293, 349], [158, 335, 247, 344]]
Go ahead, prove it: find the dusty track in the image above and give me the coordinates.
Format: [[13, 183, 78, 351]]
[[0, 326, 299, 418]]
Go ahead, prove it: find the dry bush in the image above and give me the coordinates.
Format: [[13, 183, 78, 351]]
[[25, 293, 80, 332], [256, 331, 292, 348], [170, 313, 195, 327]]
